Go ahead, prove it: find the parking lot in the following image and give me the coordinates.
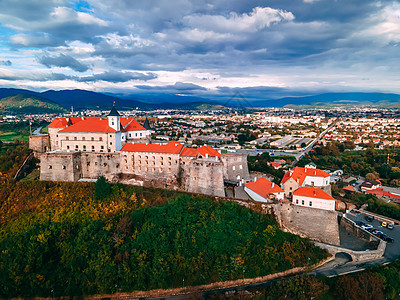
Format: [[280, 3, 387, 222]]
[[346, 212, 400, 260]]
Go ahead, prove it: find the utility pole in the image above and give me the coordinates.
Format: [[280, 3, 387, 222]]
[[242, 269, 245, 284]]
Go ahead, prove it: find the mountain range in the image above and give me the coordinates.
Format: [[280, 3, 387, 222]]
[[1, 88, 400, 113]]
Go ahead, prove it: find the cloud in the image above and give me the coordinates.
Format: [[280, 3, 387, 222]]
[[184, 7, 295, 33], [78, 71, 157, 82], [136, 82, 207, 92], [37, 53, 90, 72], [0, 60, 12, 66], [0, 70, 74, 81]]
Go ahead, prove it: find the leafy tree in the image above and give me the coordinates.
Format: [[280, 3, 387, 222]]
[[94, 176, 111, 200]]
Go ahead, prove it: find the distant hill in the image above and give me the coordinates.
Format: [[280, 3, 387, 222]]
[[1, 88, 400, 110], [0, 94, 67, 114], [256, 92, 400, 107]]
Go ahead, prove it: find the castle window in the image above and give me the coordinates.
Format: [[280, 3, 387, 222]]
[[240, 165, 243, 169], [91, 137, 94, 141], [67, 145, 70, 150], [116, 163, 119, 168], [110, 135, 112, 137], [66, 137, 69, 141], [87, 162, 90, 166], [112, 121, 114, 125], [48, 165, 52, 169], [62, 165, 66, 169], [110, 142, 112, 145], [101, 146, 104, 149], [82, 137, 85, 141], [92, 146, 94, 150], [100, 150, 103, 152], [75, 145, 78, 149], [296, 199, 299, 204], [140, 133, 142, 136], [309, 201, 312, 207], [95, 162, 98, 166], [129, 133, 131, 137], [83, 145, 86, 150], [74, 137, 77, 141], [135, 133, 138, 137], [232, 166, 236, 171], [152, 167, 155, 172], [302, 200, 304, 205], [104, 163, 107, 166], [99, 137, 103, 141], [56, 135, 58, 137]]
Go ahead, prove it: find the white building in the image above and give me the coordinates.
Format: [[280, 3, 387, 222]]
[[292, 187, 336, 211]]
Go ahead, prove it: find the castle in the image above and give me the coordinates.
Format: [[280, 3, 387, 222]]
[[29, 107, 249, 197]]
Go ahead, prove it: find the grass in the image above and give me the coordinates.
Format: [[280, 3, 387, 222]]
[[0, 131, 28, 142]]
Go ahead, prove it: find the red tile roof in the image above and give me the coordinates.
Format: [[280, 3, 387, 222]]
[[343, 186, 356, 192], [293, 187, 335, 200], [245, 177, 284, 199], [180, 145, 221, 157], [281, 166, 330, 185], [48, 117, 84, 128], [121, 118, 146, 131], [59, 118, 117, 133], [120, 141, 184, 154], [51, 116, 147, 133]]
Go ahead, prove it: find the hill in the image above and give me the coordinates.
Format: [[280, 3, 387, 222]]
[[0, 172, 328, 296], [0, 94, 67, 114]]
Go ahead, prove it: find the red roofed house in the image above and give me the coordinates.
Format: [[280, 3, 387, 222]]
[[244, 177, 285, 202], [268, 162, 282, 169], [280, 164, 331, 197], [47, 106, 151, 152], [292, 187, 336, 211]]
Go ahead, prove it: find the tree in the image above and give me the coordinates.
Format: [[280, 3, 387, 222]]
[[94, 176, 111, 200]]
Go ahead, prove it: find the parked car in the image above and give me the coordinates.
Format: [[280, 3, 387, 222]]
[[384, 236, 394, 243], [366, 227, 375, 232], [361, 224, 373, 230], [365, 215, 375, 222], [382, 221, 388, 227], [351, 209, 361, 214], [373, 230, 384, 237], [388, 223, 394, 230], [355, 221, 366, 227]]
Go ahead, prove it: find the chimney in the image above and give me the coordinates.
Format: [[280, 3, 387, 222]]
[[313, 190, 317, 196], [272, 182, 275, 188], [254, 177, 257, 182], [205, 153, 209, 158]]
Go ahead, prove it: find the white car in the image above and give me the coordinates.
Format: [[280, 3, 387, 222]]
[[361, 224, 373, 230]]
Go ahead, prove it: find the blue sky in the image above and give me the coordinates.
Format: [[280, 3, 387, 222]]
[[0, 0, 399, 100]]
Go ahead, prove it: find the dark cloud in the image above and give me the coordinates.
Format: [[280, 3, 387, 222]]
[[37, 54, 90, 72], [0, 60, 12, 66], [78, 71, 157, 82], [136, 82, 206, 91]]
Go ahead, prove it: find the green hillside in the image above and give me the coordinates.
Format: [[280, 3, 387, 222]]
[[0, 94, 67, 114]]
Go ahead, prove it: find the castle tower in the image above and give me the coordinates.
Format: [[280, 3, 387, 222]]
[[108, 106, 121, 131]]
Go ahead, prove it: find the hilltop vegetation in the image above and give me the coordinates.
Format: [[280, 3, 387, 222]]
[[0, 93, 67, 114], [0, 143, 328, 297]]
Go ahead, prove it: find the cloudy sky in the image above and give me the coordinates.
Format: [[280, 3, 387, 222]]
[[0, 0, 400, 100]]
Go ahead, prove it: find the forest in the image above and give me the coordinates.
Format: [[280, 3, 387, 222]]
[[0, 152, 328, 297]]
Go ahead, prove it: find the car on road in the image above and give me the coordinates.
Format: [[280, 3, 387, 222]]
[[351, 209, 361, 214], [382, 221, 388, 227], [388, 223, 394, 230], [361, 224, 373, 230], [365, 215, 375, 222]]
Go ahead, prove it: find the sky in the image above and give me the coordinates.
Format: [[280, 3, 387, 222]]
[[0, 0, 400, 101]]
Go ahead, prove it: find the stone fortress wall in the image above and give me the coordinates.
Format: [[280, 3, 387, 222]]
[[274, 202, 340, 245], [38, 146, 245, 197]]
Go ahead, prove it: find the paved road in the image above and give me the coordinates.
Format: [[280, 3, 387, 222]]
[[32, 126, 43, 135]]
